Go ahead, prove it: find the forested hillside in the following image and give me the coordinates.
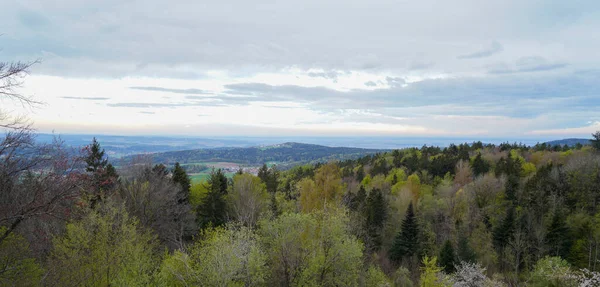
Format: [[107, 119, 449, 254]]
[[3, 131, 600, 286], [126, 142, 383, 166]]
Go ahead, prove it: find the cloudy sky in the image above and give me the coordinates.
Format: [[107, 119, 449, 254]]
[[2, 0, 600, 138]]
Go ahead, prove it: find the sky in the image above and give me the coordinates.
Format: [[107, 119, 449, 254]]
[[1, 0, 600, 139]]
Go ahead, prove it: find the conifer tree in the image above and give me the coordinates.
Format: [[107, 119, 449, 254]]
[[545, 210, 571, 259], [390, 202, 419, 263], [172, 162, 191, 203], [197, 169, 228, 228], [85, 137, 108, 173], [365, 188, 387, 250], [592, 131, 600, 151], [439, 240, 457, 273], [457, 234, 476, 264], [493, 207, 515, 251], [471, 152, 490, 177]]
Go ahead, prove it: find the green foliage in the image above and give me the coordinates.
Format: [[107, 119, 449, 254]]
[[48, 202, 158, 286], [365, 265, 392, 287], [197, 168, 229, 228], [419, 256, 451, 287], [390, 202, 419, 263], [528, 256, 578, 287], [159, 223, 267, 286], [0, 227, 43, 287], [365, 188, 388, 251], [471, 152, 490, 177], [592, 131, 600, 151], [439, 240, 456, 274], [259, 209, 364, 286], [172, 162, 191, 195], [228, 173, 269, 226]]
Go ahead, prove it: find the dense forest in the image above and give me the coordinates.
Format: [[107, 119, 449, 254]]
[[123, 142, 383, 167], [2, 129, 600, 286]]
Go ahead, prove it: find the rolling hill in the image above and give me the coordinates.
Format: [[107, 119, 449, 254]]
[[123, 142, 385, 168], [544, 138, 591, 147]]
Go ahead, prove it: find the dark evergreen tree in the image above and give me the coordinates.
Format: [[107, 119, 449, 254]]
[[365, 188, 387, 250], [493, 207, 516, 250], [392, 150, 402, 168], [471, 152, 490, 177], [172, 162, 191, 197], [439, 240, 456, 273], [389, 202, 419, 263], [84, 137, 107, 173], [592, 131, 600, 151], [83, 138, 118, 206], [258, 164, 269, 183], [545, 210, 571, 259], [350, 185, 367, 211], [356, 166, 365, 182], [457, 234, 476, 263], [391, 173, 398, 185], [505, 175, 519, 202], [197, 168, 228, 228]]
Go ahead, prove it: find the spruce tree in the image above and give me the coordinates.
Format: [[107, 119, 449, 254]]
[[197, 169, 228, 228], [365, 188, 387, 250], [471, 152, 490, 177], [545, 210, 571, 259], [457, 234, 476, 263], [172, 163, 191, 193], [493, 207, 515, 250], [439, 240, 457, 273], [592, 131, 600, 151], [389, 202, 419, 263], [84, 137, 107, 173]]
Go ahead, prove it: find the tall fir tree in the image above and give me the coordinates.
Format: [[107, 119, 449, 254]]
[[545, 210, 571, 259], [457, 234, 476, 263], [84, 137, 107, 173], [493, 207, 516, 251], [365, 188, 387, 251], [172, 162, 191, 203], [439, 240, 457, 273], [471, 152, 490, 177], [389, 202, 419, 263], [197, 168, 228, 228], [592, 131, 600, 151]]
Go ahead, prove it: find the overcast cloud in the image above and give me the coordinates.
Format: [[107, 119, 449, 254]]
[[1, 0, 600, 138]]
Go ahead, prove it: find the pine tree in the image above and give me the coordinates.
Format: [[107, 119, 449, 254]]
[[356, 166, 365, 182], [172, 162, 191, 198], [471, 152, 490, 177], [505, 175, 519, 202], [439, 240, 456, 273], [197, 169, 229, 228], [592, 131, 600, 151], [84, 137, 107, 173], [258, 164, 269, 183], [365, 188, 387, 250], [457, 234, 476, 263], [392, 150, 402, 168], [545, 210, 571, 259], [389, 202, 419, 263], [350, 185, 367, 211], [493, 207, 515, 250]]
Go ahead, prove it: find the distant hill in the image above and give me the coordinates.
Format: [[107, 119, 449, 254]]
[[544, 138, 591, 147], [122, 142, 385, 167]]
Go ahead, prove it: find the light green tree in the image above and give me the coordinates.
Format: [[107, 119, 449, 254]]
[[528, 256, 577, 287], [0, 227, 44, 286], [228, 173, 269, 227], [47, 202, 159, 286], [159, 223, 267, 286], [259, 208, 363, 286]]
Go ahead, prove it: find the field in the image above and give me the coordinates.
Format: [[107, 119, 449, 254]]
[[186, 161, 254, 183]]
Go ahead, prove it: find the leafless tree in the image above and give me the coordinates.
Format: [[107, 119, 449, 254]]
[[0, 59, 39, 130], [117, 158, 196, 250], [0, 131, 85, 246]]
